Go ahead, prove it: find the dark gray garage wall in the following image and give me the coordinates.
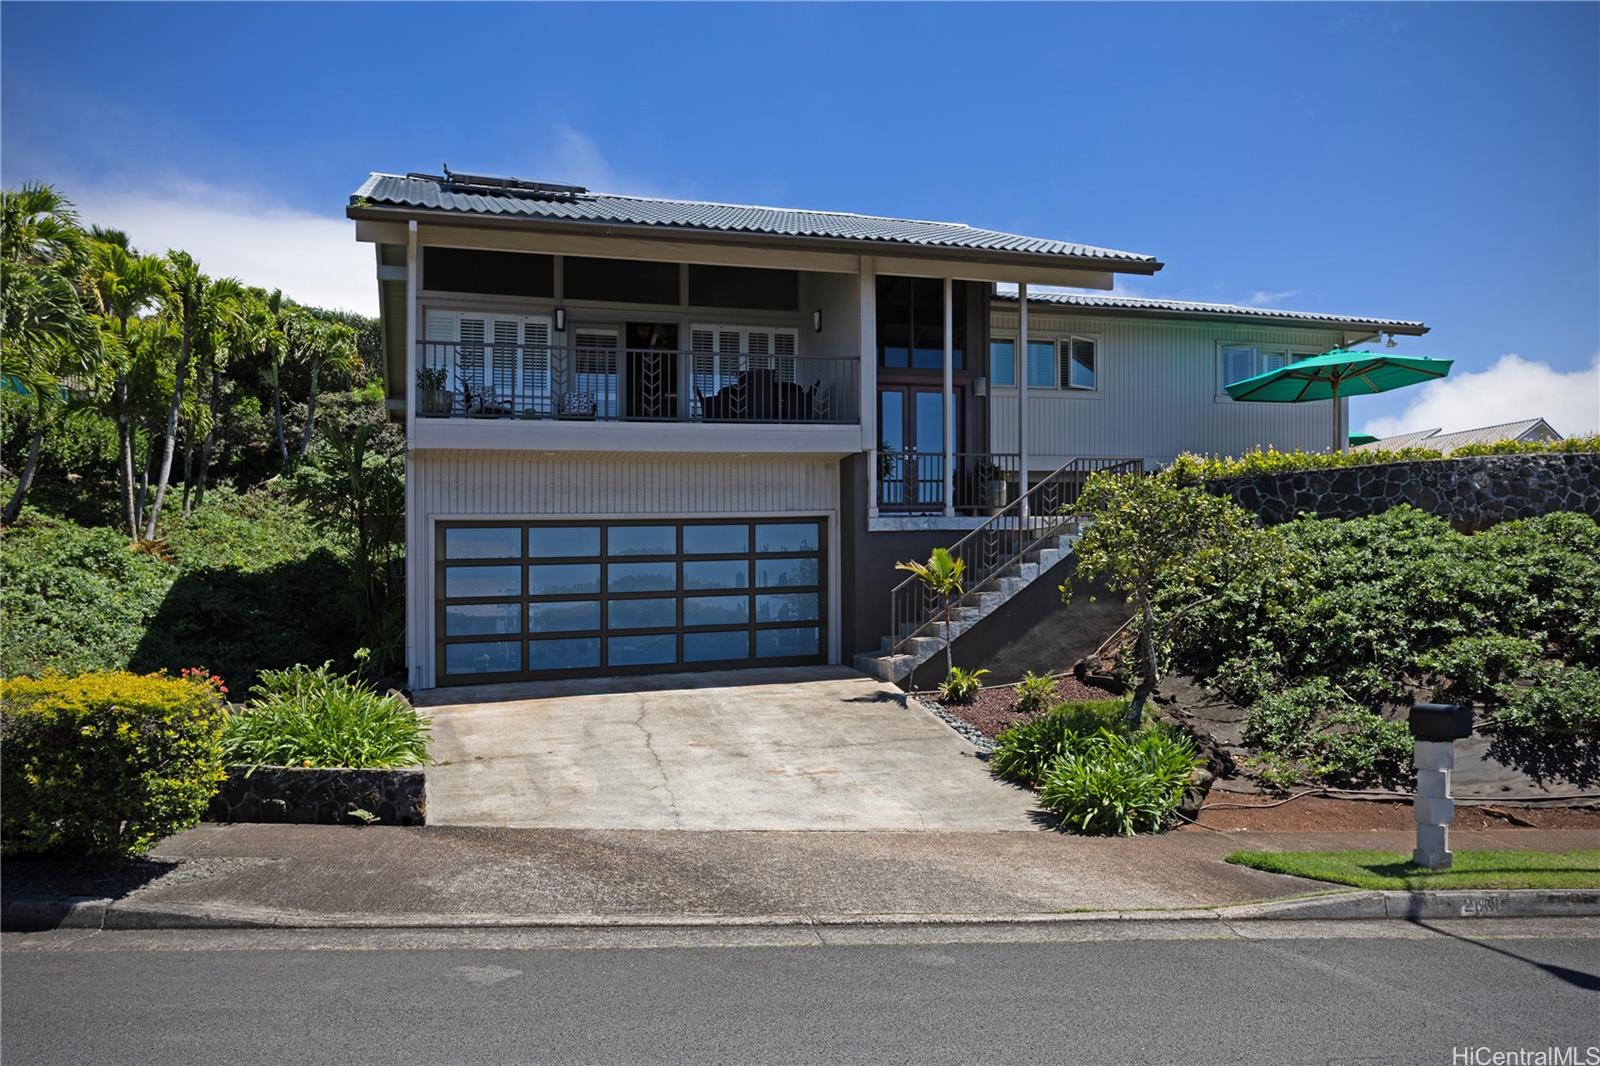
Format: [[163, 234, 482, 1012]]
[[839, 453, 967, 656], [936, 554, 1128, 690]]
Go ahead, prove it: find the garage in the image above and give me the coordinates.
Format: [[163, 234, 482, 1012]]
[[435, 518, 826, 684]]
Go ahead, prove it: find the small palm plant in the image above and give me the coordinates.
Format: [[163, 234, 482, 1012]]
[[896, 547, 966, 681]]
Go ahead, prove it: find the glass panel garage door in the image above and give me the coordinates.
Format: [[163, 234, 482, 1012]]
[[435, 519, 825, 684]]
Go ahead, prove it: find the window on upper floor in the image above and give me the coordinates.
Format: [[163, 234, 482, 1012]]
[[1221, 345, 1311, 394], [989, 336, 1097, 391], [423, 248, 554, 298], [877, 276, 966, 370]]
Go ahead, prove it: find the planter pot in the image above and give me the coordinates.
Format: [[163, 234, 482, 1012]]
[[419, 387, 452, 417], [980, 480, 1008, 515]]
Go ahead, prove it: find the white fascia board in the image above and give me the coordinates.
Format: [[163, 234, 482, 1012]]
[[410, 419, 863, 456]]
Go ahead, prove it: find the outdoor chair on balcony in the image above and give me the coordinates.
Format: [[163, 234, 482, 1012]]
[[696, 371, 821, 422]]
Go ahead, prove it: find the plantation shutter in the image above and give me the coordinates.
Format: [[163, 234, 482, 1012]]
[[458, 315, 488, 394], [521, 316, 552, 416], [1260, 349, 1289, 375], [1222, 345, 1257, 388]]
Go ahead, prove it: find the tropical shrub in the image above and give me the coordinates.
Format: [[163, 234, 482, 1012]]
[[1240, 680, 1412, 789], [1013, 671, 1057, 716], [989, 698, 1131, 786], [0, 671, 228, 857], [1418, 634, 1543, 707], [1035, 726, 1199, 836], [1493, 663, 1600, 737], [1160, 436, 1600, 485], [223, 662, 429, 769], [938, 666, 990, 705]]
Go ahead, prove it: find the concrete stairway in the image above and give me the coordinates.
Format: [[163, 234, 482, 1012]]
[[853, 526, 1081, 685]]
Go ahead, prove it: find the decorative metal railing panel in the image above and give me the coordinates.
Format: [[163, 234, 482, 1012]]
[[876, 450, 1023, 516], [416, 342, 860, 424], [886, 456, 1144, 658]]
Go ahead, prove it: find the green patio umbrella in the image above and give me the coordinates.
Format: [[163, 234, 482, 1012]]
[[1225, 349, 1453, 452]]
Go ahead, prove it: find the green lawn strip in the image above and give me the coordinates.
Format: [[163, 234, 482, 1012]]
[[1225, 849, 1600, 891]]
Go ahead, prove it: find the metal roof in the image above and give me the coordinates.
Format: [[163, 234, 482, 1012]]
[[1356, 418, 1561, 453], [992, 289, 1428, 334], [350, 173, 1161, 269]]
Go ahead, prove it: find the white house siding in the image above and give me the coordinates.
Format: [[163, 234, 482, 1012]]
[[406, 450, 841, 688], [988, 310, 1355, 469]]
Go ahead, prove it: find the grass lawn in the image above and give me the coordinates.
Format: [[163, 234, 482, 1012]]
[[1226, 849, 1600, 891]]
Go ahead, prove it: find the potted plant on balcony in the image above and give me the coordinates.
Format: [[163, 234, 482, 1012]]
[[974, 461, 1009, 515], [416, 366, 451, 417]]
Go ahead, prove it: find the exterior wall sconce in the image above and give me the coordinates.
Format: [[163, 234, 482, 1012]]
[[812, 309, 822, 333], [554, 306, 567, 332]]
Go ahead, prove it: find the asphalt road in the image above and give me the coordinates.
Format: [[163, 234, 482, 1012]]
[[4, 923, 1598, 1066]]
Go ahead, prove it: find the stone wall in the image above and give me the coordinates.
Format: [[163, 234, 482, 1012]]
[[208, 766, 426, 826], [1206, 453, 1600, 531]]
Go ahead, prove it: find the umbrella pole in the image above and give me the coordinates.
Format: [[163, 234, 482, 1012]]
[[1331, 376, 1342, 453]]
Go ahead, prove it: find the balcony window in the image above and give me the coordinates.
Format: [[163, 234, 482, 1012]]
[[877, 277, 965, 370]]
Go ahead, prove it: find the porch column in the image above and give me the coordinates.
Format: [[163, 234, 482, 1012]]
[[942, 276, 955, 517], [859, 256, 878, 518], [403, 220, 421, 689], [1018, 281, 1030, 519]]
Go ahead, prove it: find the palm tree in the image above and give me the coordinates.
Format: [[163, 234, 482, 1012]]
[[90, 240, 169, 537], [143, 251, 239, 538], [260, 290, 292, 466], [1, 184, 97, 525], [895, 547, 967, 682], [294, 315, 357, 461]]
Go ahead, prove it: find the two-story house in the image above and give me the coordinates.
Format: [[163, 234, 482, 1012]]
[[347, 169, 1427, 690]]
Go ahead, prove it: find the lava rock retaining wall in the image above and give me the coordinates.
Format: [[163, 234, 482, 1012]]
[[1206, 452, 1600, 531], [208, 766, 426, 826]]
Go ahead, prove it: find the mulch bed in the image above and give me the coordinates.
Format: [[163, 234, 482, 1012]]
[[1182, 790, 1600, 833], [927, 673, 1120, 740]]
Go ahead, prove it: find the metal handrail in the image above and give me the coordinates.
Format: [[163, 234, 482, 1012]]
[[415, 341, 860, 424], [886, 456, 1144, 658]]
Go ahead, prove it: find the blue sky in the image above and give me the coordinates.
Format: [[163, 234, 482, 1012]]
[[4, 2, 1596, 435]]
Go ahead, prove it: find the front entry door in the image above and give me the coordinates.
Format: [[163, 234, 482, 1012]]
[[878, 386, 960, 510]]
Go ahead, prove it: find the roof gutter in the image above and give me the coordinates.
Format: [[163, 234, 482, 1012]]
[[344, 202, 1166, 276], [990, 294, 1428, 336]]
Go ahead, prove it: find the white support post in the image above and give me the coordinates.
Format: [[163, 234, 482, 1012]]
[[942, 276, 955, 518], [402, 220, 421, 689], [859, 257, 879, 518], [1018, 281, 1030, 519]]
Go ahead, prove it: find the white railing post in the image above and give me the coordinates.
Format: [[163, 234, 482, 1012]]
[[860, 256, 879, 518], [1018, 281, 1030, 519]]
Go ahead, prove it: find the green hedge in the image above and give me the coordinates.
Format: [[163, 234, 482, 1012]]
[[1, 671, 228, 857], [1162, 435, 1600, 484]]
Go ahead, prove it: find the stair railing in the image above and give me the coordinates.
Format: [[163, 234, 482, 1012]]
[[886, 456, 1144, 659]]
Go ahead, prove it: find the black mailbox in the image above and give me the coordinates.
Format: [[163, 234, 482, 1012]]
[[1409, 702, 1474, 741]]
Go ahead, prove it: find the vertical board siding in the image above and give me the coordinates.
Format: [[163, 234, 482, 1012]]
[[408, 451, 840, 687], [988, 311, 1353, 467]]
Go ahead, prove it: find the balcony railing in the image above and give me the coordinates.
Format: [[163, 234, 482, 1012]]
[[415, 341, 860, 424], [876, 451, 1024, 516]]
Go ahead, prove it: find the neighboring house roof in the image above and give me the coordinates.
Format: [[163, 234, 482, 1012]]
[[992, 289, 1428, 335], [349, 172, 1163, 271], [1355, 418, 1563, 453]]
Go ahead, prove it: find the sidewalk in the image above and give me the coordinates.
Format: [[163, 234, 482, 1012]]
[[5, 823, 1594, 929]]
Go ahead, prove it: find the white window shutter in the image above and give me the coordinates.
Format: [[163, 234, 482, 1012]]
[[1223, 345, 1256, 388], [523, 317, 551, 415]]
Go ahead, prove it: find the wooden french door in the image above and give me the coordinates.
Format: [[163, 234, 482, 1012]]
[[878, 385, 961, 510]]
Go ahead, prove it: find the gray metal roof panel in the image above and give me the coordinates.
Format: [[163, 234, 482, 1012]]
[[992, 289, 1428, 333], [351, 173, 1160, 265]]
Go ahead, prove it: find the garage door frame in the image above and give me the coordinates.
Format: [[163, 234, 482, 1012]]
[[434, 516, 829, 686]]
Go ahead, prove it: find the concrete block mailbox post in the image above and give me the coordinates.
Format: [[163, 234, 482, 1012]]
[[1409, 702, 1474, 869]]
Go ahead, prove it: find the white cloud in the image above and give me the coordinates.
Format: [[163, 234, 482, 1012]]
[[68, 178, 376, 315], [1360, 353, 1600, 439], [1245, 289, 1301, 307]]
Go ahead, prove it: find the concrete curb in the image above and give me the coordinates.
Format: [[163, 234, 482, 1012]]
[[5, 889, 1598, 932]]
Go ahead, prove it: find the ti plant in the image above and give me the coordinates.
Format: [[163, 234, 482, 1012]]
[[896, 546, 966, 683]]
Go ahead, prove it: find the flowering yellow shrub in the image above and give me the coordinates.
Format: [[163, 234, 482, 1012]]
[[1, 671, 228, 856]]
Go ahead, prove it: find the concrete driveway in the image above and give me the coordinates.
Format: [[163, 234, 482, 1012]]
[[415, 667, 1041, 831]]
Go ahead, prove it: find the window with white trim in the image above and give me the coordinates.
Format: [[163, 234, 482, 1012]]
[[423, 310, 553, 415], [990, 336, 1097, 391], [1221, 344, 1308, 393], [1060, 336, 1097, 391]]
